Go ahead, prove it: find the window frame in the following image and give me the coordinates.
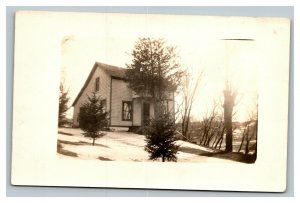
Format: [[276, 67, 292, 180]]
[[122, 101, 133, 121]]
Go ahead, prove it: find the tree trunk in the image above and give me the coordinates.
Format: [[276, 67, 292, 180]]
[[93, 138, 95, 146], [181, 123, 185, 140], [212, 133, 219, 147], [162, 155, 165, 162], [182, 117, 187, 140], [181, 106, 189, 140], [254, 120, 258, 159], [207, 129, 217, 147], [218, 137, 223, 150], [214, 127, 225, 149], [223, 84, 236, 152], [184, 117, 190, 140], [224, 119, 233, 152], [200, 124, 207, 145], [245, 133, 249, 155], [246, 124, 256, 155], [214, 137, 221, 148], [238, 125, 248, 152]]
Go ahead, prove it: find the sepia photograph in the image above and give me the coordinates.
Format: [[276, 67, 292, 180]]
[[58, 36, 258, 163], [11, 10, 290, 191]]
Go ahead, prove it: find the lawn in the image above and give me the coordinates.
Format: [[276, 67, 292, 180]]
[[57, 127, 245, 163]]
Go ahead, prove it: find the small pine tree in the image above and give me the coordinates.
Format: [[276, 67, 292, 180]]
[[58, 82, 70, 127], [144, 113, 179, 162], [78, 92, 108, 145]]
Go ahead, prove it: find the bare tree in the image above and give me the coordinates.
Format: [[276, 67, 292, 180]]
[[179, 70, 203, 140], [199, 103, 218, 146], [197, 101, 225, 149], [238, 121, 257, 154], [238, 104, 258, 155], [212, 119, 225, 149]]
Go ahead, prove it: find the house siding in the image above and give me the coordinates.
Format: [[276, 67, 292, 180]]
[[110, 78, 133, 126], [72, 62, 176, 128], [149, 102, 155, 118], [73, 67, 111, 127], [132, 99, 141, 126]]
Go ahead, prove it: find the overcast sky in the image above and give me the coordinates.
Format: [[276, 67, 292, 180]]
[[61, 14, 258, 122]]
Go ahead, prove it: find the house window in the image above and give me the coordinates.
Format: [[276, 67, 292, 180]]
[[95, 77, 100, 91], [122, 101, 132, 121]]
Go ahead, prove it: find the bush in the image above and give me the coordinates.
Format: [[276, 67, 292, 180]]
[[144, 113, 179, 162]]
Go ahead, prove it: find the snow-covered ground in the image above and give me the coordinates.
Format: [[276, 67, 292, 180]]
[[57, 128, 234, 163]]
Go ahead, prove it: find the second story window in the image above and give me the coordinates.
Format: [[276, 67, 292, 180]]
[[95, 77, 100, 91]]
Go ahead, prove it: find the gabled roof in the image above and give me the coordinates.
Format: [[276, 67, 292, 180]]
[[96, 62, 126, 79], [72, 62, 126, 106]]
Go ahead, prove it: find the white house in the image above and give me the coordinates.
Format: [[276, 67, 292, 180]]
[[72, 62, 175, 128]]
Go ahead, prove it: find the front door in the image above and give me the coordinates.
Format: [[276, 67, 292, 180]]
[[142, 102, 150, 126]]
